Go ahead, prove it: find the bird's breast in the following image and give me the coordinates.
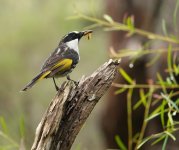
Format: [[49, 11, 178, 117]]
[[64, 49, 80, 66]]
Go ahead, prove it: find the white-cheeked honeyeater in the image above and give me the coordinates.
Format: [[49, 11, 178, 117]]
[[21, 30, 93, 91]]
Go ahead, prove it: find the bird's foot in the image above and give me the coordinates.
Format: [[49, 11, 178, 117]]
[[66, 75, 79, 87], [73, 81, 79, 86]]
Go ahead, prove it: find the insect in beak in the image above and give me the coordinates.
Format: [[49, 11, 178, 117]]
[[82, 30, 93, 40]]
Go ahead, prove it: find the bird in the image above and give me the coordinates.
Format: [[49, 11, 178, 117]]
[[21, 30, 93, 91]]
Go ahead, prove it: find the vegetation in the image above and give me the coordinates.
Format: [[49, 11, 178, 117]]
[[0, 0, 179, 150], [69, 3, 179, 150]]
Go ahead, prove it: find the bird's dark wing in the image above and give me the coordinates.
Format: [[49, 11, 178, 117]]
[[41, 43, 68, 72]]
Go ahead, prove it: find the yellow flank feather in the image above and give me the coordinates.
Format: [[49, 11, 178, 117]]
[[39, 70, 51, 80], [52, 59, 72, 71]]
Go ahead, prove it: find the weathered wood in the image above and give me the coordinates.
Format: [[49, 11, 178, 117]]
[[31, 59, 120, 150]]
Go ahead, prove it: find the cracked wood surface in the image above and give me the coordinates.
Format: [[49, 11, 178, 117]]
[[31, 59, 120, 150]]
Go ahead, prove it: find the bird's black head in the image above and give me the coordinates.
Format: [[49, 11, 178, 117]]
[[61, 30, 93, 43]]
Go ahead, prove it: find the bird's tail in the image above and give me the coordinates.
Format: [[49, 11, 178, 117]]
[[21, 71, 51, 92]]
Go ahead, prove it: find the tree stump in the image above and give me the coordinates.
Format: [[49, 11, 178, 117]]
[[31, 59, 120, 150]]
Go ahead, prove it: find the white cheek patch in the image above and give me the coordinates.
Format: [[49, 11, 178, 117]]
[[66, 39, 79, 54]]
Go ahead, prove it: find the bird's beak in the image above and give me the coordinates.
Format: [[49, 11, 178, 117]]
[[81, 30, 93, 40], [82, 30, 93, 36]]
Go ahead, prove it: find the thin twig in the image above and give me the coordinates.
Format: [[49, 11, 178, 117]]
[[112, 83, 179, 89], [135, 88, 154, 150], [110, 47, 179, 59], [127, 89, 133, 150], [75, 13, 179, 44]]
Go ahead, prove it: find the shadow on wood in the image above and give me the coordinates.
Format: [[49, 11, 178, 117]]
[[31, 59, 120, 150]]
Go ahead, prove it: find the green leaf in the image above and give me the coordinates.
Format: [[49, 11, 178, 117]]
[[162, 19, 168, 36], [173, 63, 179, 75], [173, 0, 179, 28], [127, 17, 133, 27], [147, 112, 161, 121], [140, 89, 147, 106], [160, 100, 166, 128], [147, 102, 168, 122], [161, 93, 179, 111], [103, 14, 114, 24], [157, 73, 167, 93], [115, 135, 127, 150], [126, 16, 135, 35], [152, 135, 165, 145], [133, 90, 149, 110], [164, 131, 176, 141], [0, 145, 18, 150], [0, 131, 19, 147], [0, 117, 8, 134], [119, 68, 133, 84], [166, 77, 172, 85], [19, 117, 25, 138], [74, 143, 82, 150], [137, 136, 152, 149], [167, 44, 172, 72], [150, 105, 161, 116], [133, 100, 143, 110], [162, 135, 168, 150], [115, 88, 127, 95], [170, 34, 178, 41], [127, 88, 133, 150], [168, 112, 174, 127], [146, 53, 160, 67], [167, 45, 177, 84]]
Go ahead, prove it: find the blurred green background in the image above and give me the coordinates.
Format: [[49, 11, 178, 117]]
[[0, 0, 107, 149]]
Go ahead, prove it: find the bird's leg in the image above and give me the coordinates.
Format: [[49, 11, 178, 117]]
[[66, 75, 78, 86], [52, 77, 59, 91]]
